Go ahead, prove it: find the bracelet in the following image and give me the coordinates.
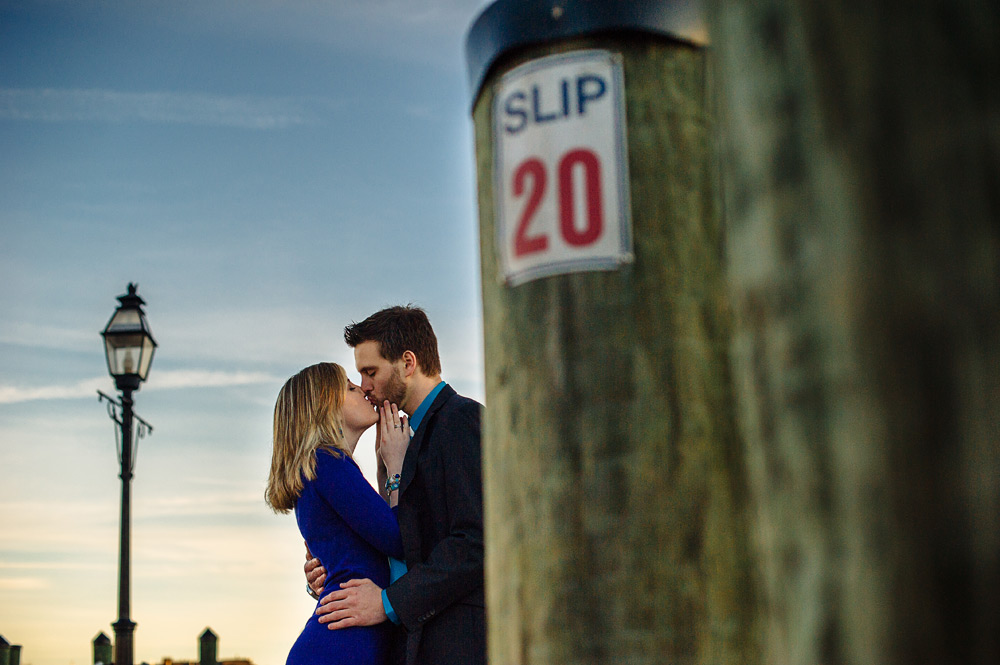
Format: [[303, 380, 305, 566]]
[[385, 473, 401, 493], [306, 584, 320, 601]]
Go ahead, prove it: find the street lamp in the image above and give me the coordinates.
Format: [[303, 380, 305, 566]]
[[99, 283, 156, 665]]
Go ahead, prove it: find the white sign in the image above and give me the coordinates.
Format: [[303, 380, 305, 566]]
[[493, 49, 632, 286]]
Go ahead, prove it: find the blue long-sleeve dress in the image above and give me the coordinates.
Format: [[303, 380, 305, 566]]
[[286, 448, 404, 665]]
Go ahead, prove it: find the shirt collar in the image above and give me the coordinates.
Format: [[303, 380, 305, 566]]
[[408, 381, 446, 433]]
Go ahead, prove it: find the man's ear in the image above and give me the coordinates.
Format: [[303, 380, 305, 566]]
[[401, 350, 418, 377]]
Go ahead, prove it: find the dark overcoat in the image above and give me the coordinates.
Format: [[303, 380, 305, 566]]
[[384, 384, 486, 665]]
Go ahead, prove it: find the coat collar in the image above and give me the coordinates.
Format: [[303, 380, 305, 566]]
[[399, 383, 456, 494]]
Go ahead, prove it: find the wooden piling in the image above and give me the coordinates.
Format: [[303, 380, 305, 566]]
[[467, 2, 760, 663]]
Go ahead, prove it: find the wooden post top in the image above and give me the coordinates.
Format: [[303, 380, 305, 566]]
[[465, 0, 707, 105]]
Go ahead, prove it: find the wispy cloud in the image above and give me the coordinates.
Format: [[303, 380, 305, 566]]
[[0, 321, 99, 353], [341, 0, 486, 28], [402, 103, 438, 120], [0, 88, 339, 128], [0, 370, 279, 404], [0, 577, 47, 590], [141, 490, 262, 519], [0, 377, 107, 404], [149, 369, 279, 390], [192, 0, 487, 38]]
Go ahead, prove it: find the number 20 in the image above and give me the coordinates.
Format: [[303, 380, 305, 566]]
[[512, 148, 604, 258]]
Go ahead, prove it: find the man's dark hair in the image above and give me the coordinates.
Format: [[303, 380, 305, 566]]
[[344, 305, 442, 376]]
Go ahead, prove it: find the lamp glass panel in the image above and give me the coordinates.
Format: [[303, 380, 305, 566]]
[[138, 336, 156, 379], [106, 308, 142, 332], [105, 332, 145, 376]]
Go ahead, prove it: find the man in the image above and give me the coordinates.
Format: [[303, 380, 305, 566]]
[[306, 305, 485, 665]]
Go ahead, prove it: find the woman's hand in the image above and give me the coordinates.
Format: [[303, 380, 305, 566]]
[[378, 401, 409, 478]]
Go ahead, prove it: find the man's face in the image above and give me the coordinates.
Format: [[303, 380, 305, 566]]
[[354, 340, 407, 408]]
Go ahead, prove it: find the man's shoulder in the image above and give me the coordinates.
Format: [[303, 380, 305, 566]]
[[426, 389, 482, 439], [437, 389, 483, 418]]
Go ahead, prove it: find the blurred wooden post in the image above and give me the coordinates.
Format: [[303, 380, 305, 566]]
[[466, 2, 760, 664], [0, 635, 10, 665], [707, 1, 1000, 664]]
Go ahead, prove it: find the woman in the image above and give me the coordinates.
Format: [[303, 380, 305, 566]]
[[266, 362, 408, 665]]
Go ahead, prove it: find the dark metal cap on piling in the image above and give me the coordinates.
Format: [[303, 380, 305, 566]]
[[465, 0, 707, 105]]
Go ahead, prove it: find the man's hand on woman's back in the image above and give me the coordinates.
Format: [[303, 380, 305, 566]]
[[304, 542, 327, 597]]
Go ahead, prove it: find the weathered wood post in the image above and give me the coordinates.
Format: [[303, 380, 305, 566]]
[[466, 2, 760, 663], [707, 1, 1000, 664]]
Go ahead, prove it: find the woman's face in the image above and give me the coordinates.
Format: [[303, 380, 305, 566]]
[[342, 379, 378, 432]]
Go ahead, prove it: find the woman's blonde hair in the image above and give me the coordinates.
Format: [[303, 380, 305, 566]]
[[265, 362, 352, 513]]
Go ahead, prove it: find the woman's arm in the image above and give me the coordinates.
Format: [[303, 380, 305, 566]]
[[378, 401, 409, 508], [375, 418, 389, 503], [314, 451, 404, 559]]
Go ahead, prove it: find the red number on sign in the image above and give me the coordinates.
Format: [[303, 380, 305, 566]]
[[511, 148, 604, 258], [513, 158, 548, 257], [558, 149, 603, 246]]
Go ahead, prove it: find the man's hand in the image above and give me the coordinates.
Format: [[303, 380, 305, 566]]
[[315, 578, 388, 629], [304, 543, 326, 598]]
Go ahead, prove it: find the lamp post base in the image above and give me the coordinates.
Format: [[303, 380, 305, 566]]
[[112, 618, 136, 665]]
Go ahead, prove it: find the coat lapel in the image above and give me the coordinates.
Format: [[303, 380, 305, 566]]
[[399, 384, 454, 495]]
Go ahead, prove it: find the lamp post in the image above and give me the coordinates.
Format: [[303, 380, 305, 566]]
[[99, 283, 156, 665]]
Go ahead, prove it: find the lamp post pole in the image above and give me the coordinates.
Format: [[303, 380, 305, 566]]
[[100, 283, 156, 665], [112, 384, 136, 665]]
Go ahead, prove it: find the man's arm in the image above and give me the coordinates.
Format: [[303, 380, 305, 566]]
[[315, 578, 387, 628]]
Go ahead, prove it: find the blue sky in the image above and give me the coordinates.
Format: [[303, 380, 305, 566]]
[[0, 2, 491, 663]]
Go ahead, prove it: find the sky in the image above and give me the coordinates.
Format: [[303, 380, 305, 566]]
[[0, 1, 492, 664]]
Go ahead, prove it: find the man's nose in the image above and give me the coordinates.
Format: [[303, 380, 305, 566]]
[[361, 376, 373, 393]]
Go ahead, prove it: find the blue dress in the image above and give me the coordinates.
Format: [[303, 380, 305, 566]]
[[286, 448, 404, 665]]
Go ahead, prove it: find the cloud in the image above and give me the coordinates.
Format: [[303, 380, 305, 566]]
[[0, 88, 340, 129], [195, 0, 487, 37], [158, 0, 490, 69], [149, 369, 280, 390], [141, 490, 262, 519], [0, 377, 107, 404], [0, 577, 47, 590], [0, 322, 98, 353], [0, 370, 279, 404], [341, 0, 487, 28]]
